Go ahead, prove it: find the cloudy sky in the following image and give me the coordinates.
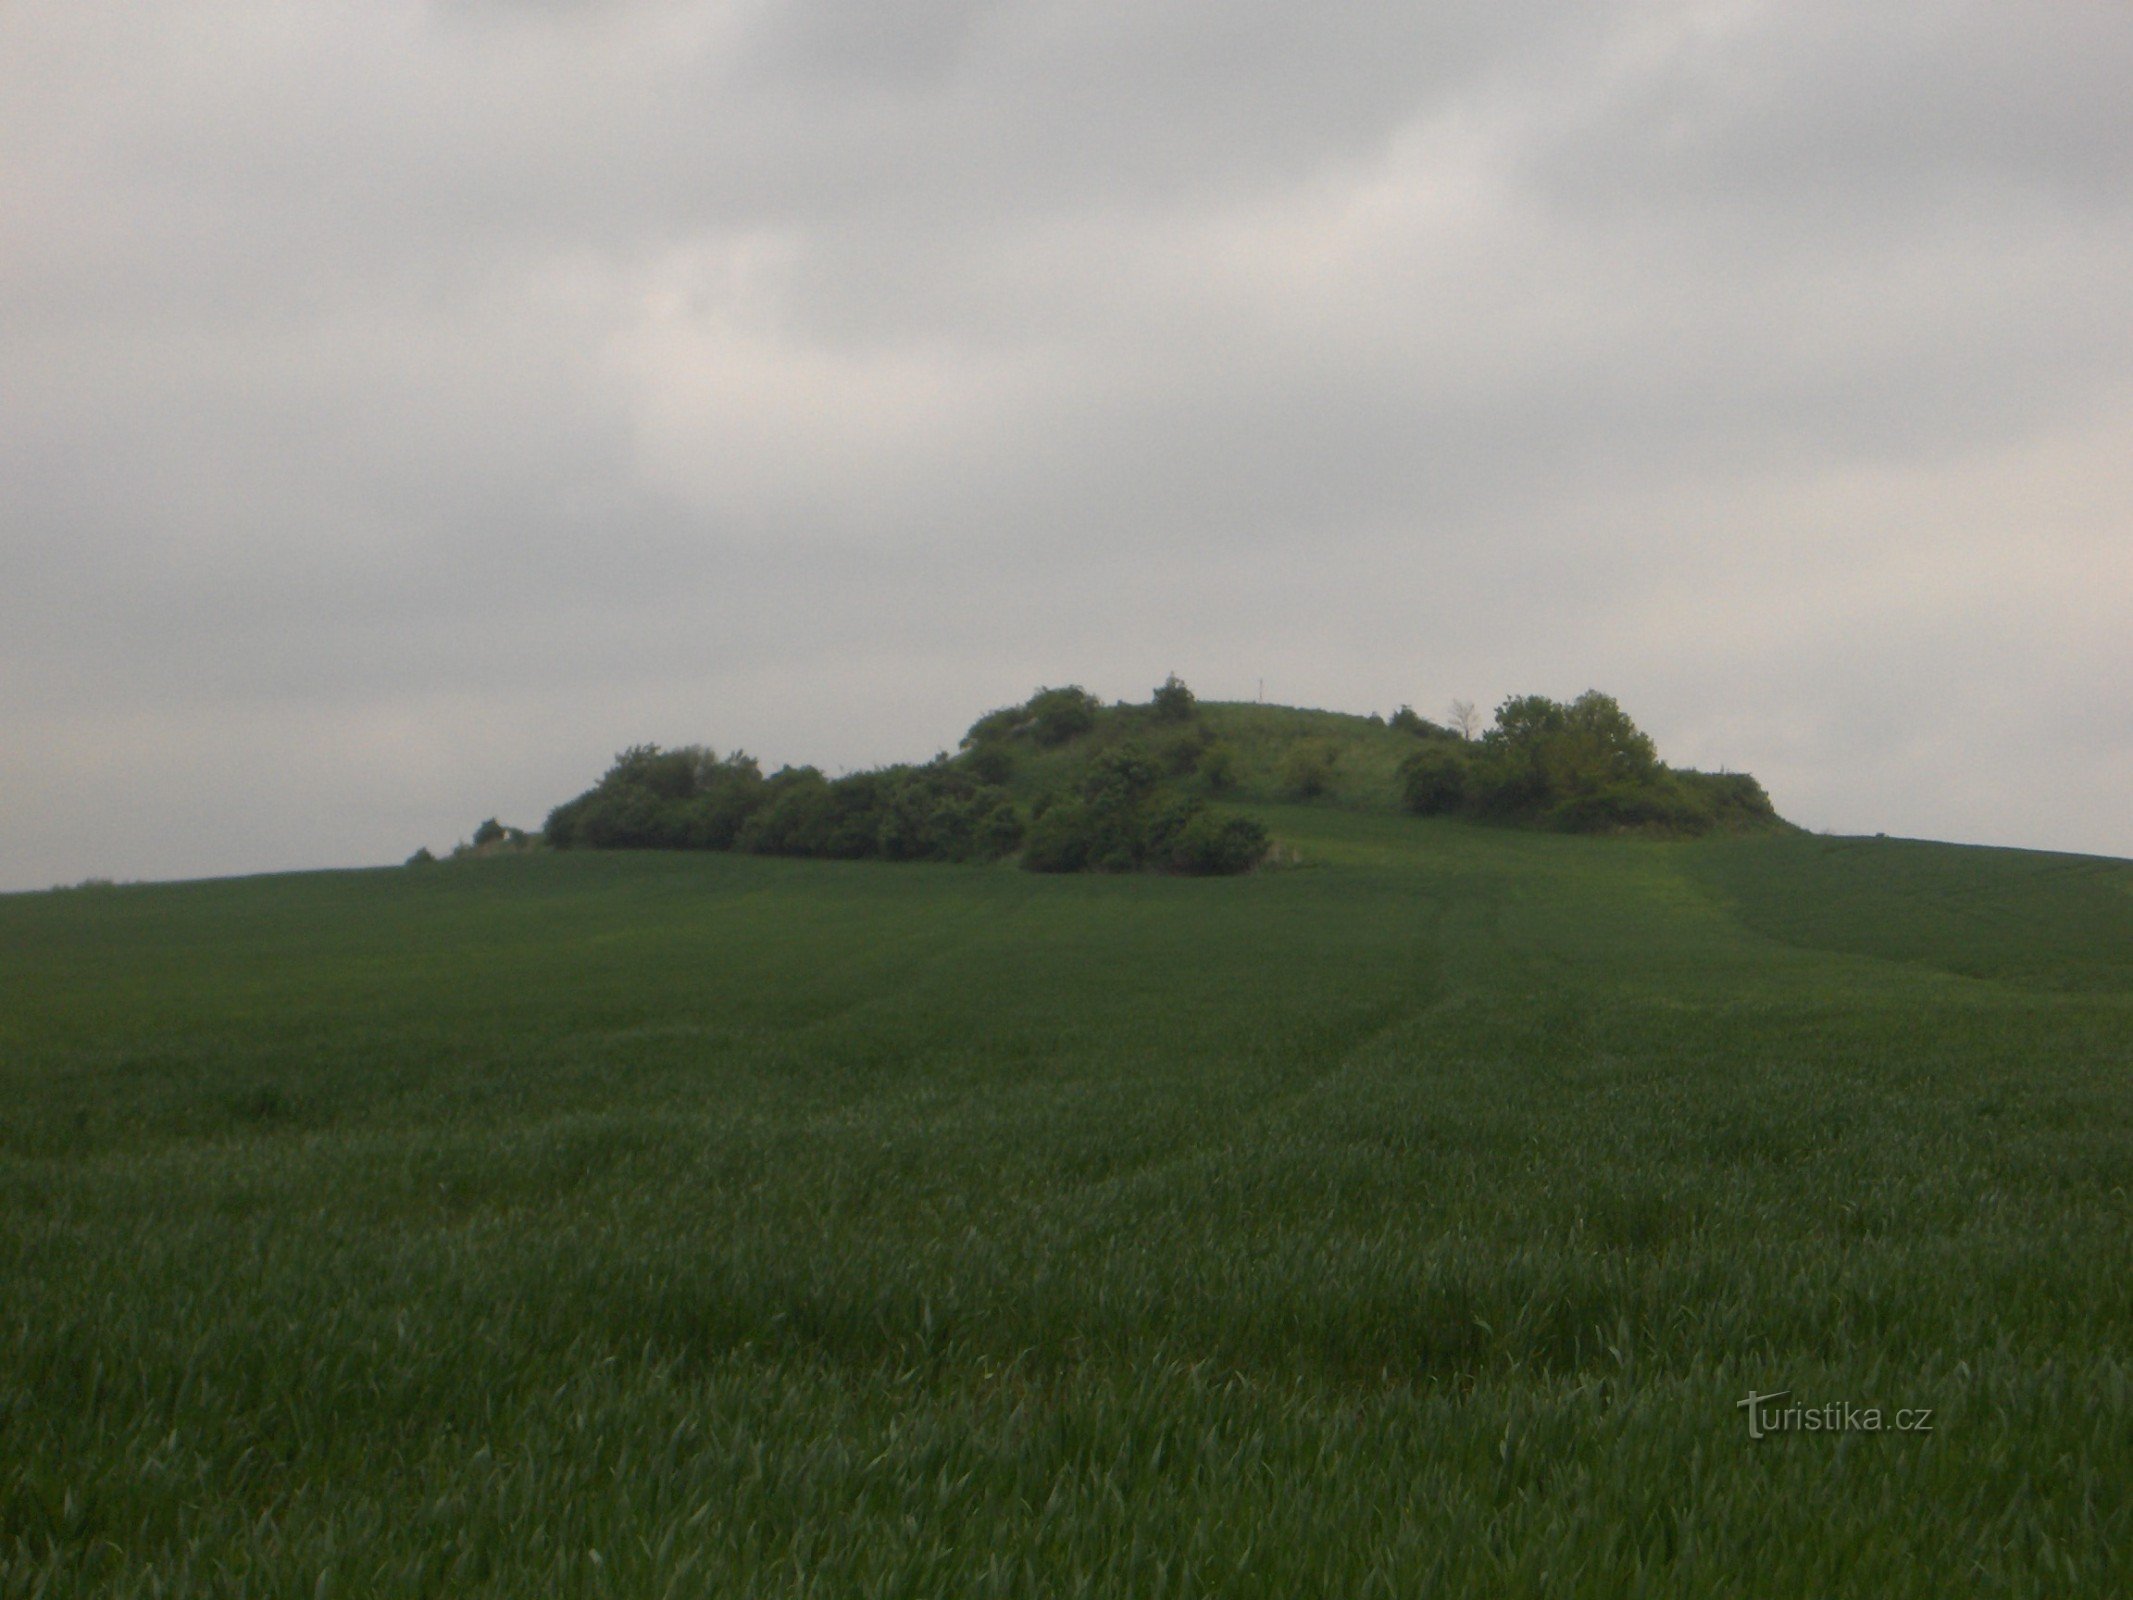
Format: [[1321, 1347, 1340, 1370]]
[[4, 0, 2129, 889]]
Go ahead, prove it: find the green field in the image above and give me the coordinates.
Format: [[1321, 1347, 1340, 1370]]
[[5, 807, 2132, 1596]]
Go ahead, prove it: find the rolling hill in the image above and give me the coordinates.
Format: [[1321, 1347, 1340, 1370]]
[[2, 732, 2129, 1595]]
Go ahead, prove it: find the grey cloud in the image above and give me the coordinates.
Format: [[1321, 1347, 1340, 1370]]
[[1523, 3, 2133, 218], [3, 0, 2129, 889]]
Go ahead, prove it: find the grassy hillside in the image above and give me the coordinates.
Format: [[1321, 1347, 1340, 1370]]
[[3, 813, 2130, 1596]]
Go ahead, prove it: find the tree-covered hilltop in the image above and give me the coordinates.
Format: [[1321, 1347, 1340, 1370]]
[[959, 679, 1781, 839], [464, 677, 1778, 874]]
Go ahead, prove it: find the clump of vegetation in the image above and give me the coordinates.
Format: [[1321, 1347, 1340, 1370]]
[[517, 678, 1763, 873], [539, 678, 1268, 875], [1389, 704, 1457, 739], [544, 745, 1023, 865], [1396, 691, 1777, 835], [451, 819, 538, 859], [736, 762, 1023, 864], [1280, 740, 1340, 799], [1397, 743, 1469, 815], [1027, 686, 1102, 746], [1156, 724, 1213, 777], [1197, 741, 1239, 793], [1151, 673, 1197, 721], [949, 679, 1265, 874], [1022, 743, 1267, 875], [960, 684, 1104, 750]]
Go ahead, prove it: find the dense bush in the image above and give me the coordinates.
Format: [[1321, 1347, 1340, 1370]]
[[1027, 686, 1101, 746], [1280, 741, 1339, 799], [1389, 705, 1455, 739], [1398, 744, 1469, 815], [1672, 770, 1780, 829], [539, 722, 1262, 875], [962, 685, 1105, 752], [545, 745, 1022, 865], [1394, 691, 1776, 838], [1020, 799, 1097, 874], [1158, 725, 1213, 777], [962, 704, 1025, 747], [1021, 741, 1266, 876], [963, 741, 1014, 785], [545, 746, 764, 851], [1197, 741, 1239, 794], [1158, 807, 1272, 875], [1151, 674, 1197, 721], [452, 819, 535, 859], [1467, 692, 1660, 821]]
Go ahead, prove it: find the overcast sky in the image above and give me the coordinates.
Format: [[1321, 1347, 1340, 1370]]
[[4, 0, 2130, 890]]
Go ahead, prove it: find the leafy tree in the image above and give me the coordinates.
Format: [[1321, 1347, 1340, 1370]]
[[1151, 674, 1197, 721], [1469, 696, 1568, 815], [1462, 691, 1718, 833], [1026, 686, 1101, 747]]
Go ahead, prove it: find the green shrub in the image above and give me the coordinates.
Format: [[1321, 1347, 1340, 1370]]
[[1280, 741, 1339, 799], [1547, 777, 1705, 834], [546, 745, 767, 851], [1672, 770, 1779, 830], [1198, 741, 1238, 794], [961, 704, 1024, 747], [1398, 744, 1469, 815], [1158, 725, 1212, 777], [964, 742, 1014, 785], [1020, 798, 1094, 873], [1026, 686, 1101, 747], [1161, 808, 1269, 875], [1390, 706, 1457, 739], [736, 768, 837, 856], [1448, 691, 1765, 836], [1017, 741, 1259, 875]]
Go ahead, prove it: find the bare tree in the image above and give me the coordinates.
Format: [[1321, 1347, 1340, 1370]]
[[1448, 699, 1480, 740]]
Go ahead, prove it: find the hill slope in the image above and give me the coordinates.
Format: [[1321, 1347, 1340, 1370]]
[[515, 686, 1783, 879], [2, 813, 2129, 1596], [971, 690, 1785, 835]]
